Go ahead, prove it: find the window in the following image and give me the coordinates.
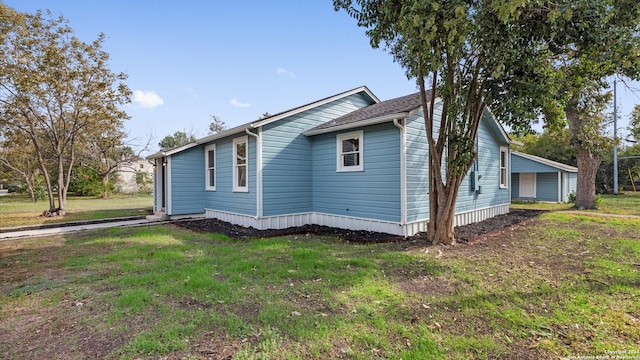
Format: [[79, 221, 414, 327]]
[[499, 146, 508, 188], [233, 136, 248, 192], [337, 131, 363, 172], [205, 144, 216, 191]]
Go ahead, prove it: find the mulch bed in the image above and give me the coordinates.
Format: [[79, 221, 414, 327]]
[[174, 209, 545, 243]]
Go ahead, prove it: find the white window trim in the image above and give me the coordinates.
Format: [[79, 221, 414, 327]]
[[499, 146, 508, 189], [336, 130, 364, 172], [205, 144, 216, 191], [233, 136, 249, 192]]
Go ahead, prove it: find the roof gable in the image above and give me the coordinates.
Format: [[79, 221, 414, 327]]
[[148, 86, 378, 159], [512, 151, 578, 172]]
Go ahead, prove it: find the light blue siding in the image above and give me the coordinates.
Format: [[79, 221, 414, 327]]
[[569, 173, 577, 194], [311, 122, 401, 222], [535, 173, 557, 201], [405, 105, 510, 222], [201, 135, 257, 216], [511, 173, 520, 199], [170, 147, 206, 215], [405, 110, 434, 223], [262, 94, 374, 216], [511, 154, 577, 202], [456, 113, 510, 213], [511, 156, 561, 173]]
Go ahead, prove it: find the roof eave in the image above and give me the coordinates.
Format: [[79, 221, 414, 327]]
[[303, 112, 409, 136], [146, 141, 200, 160], [196, 123, 254, 145]]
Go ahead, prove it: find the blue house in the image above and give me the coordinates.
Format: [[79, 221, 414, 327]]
[[511, 151, 577, 203], [148, 86, 517, 237]]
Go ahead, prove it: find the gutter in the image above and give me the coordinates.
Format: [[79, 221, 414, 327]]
[[392, 118, 407, 236]]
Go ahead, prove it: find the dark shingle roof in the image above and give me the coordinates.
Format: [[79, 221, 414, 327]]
[[308, 91, 427, 132]]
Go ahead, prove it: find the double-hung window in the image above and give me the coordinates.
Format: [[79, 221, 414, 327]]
[[205, 144, 216, 191], [233, 136, 248, 192], [337, 131, 363, 172], [499, 146, 508, 188]]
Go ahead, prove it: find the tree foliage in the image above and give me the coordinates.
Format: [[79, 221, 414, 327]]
[[336, 0, 640, 237], [335, 0, 546, 244], [0, 129, 42, 201], [0, 5, 131, 214], [513, 129, 577, 167], [526, 1, 640, 208], [208, 115, 226, 134], [631, 104, 640, 142], [158, 130, 196, 151]]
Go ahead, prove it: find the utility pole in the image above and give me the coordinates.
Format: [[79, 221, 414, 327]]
[[613, 79, 618, 195]]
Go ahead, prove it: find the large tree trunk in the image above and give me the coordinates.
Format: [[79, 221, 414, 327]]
[[566, 95, 601, 210], [574, 147, 601, 209]]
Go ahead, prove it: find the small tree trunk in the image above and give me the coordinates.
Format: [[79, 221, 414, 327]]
[[103, 173, 110, 199], [574, 147, 601, 209], [428, 197, 456, 245]]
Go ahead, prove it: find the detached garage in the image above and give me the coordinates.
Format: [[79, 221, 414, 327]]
[[511, 151, 577, 203]]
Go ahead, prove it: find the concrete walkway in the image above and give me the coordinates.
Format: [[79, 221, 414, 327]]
[[0, 218, 157, 241]]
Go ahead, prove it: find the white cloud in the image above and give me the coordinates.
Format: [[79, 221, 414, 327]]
[[133, 90, 164, 108], [230, 98, 250, 108], [276, 67, 295, 78]]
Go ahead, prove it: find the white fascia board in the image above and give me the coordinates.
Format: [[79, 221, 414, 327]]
[[146, 142, 200, 160], [196, 123, 255, 145], [252, 86, 380, 128], [483, 107, 512, 145], [303, 113, 409, 136]]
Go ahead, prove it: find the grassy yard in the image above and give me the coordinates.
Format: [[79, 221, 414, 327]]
[[0, 194, 153, 228], [511, 191, 640, 216], [1, 210, 638, 358]]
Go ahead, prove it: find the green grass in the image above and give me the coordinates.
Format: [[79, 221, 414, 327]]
[[1, 210, 639, 359], [511, 191, 640, 216], [0, 193, 152, 227]]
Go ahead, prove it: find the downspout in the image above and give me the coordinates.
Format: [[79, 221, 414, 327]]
[[246, 128, 262, 219], [152, 159, 158, 213], [393, 118, 407, 237], [165, 156, 172, 215]]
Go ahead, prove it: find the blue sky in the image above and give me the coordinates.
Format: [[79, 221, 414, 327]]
[[5, 1, 640, 154]]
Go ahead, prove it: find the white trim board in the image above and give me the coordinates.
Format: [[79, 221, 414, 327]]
[[198, 203, 510, 238]]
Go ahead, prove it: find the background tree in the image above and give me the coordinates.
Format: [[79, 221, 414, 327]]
[[0, 5, 131, 215], [259, 112, 272, 120], [158, 130, 196, 151], [81, 128, 150, 198], [513, 129, 577, 167], [518, 2, 640, 209], [619, 105, 640, 190], [335, 0, 550, 244], [208, 115, 226, 134], [631, 104, 640, 142], [0, 130, 42, 201]]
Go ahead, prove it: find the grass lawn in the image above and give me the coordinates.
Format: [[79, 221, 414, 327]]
[[1, 211, 638, 359], [511, 191, 640, 216], [0, 194, 153, 228]]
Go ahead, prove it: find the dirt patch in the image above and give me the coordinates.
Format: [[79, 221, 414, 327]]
[[175, 209, 545, 243]]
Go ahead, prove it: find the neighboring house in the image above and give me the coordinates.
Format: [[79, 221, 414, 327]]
[[147, 86, 517, 237], [511, 151, 577, 203], [115, 159, 154, 193]]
